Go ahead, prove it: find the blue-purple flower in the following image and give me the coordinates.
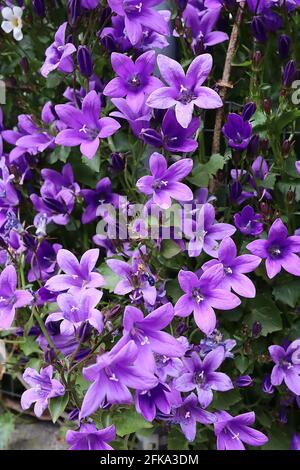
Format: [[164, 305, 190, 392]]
[[66, 423, 116, 450]]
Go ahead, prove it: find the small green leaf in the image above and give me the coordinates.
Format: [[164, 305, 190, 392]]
[[99, 262, 121, 293], [49, 393, 69, 423], [20, 336, 41, 356], [273, 279, 300, 307], [167, 428, 189, 450], [244, 295, 282, 336], [113, 408, 152, 437], [160, 240, 181, 259]]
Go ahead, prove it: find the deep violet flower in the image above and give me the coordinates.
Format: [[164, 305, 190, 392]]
[[55, 90, 120, 159], [26, 240, 62, 282], [147, 54, 222, 128], [136, 152, 193, 209], [66, 423, 116, 451], [0, 265, 33, 330], [175, 347, 233, 408], [222, 113, 252, 151], [202, 237, 262, 298], [269, 340, 300, 395], [135, 382, 171, 421], [214, 411, 268, 450], [234, 205, 264, 237], [81, 177, 119, 224], [164, 393, 216, 442], [107, 0, 170, 46], [141, 109, 200, 153], [21, 366, 65, 417], [175, 265, 241, 335], [40, 22, 76, 77], [45, 248, 105, 292], [47, 288, 104, 334], [247, 218, 300, 279], [103, 51, 162, 107], [80, 340, 158, 418]]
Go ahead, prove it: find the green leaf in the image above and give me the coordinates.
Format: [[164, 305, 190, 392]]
[[167, 428, 189, 450], [20, 336, 41, 356], [272, 110, 300, 133], [166, 279, 182, 304], [47, 146, 71, 164], [112, 408, 152, 437], [0, 412, 15, 450], [160, 240, 182, 259], [273, 279, 300, 307], [262, 426, 290, 450], [99, 262, 121, 293], [212, 390, 241, 410], [188, 154, 226, 187], [82, 154, 100, 173], [49, 393, 69, 423], [235, 355, 249, 374], [260, 173, 278, 189], [244, 295, 282, 336]]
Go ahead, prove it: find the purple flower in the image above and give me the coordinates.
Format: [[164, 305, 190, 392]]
[[175, 347, 233, 408], [295, 161, 300, 174], [135, 382, 171, 421], [184, 203, 236, 258], [0, 265, 33, 330], [175, 265, 241, 335], [26, 240, 62, 282], [247, 218, 300, 279], [262, 374, 274, 394], [80, 340, 158, 418], [81, 177, 119, 224], [103, 51, 162, 107], [214, 411, 268, 450], [141, 109, 200, 153], [45, 248, 105, 292], [269, 340, 300, 395], [147, 54, 222, 128], [202, 237, 262, 298], [235, 375, 253, 388], [47, 288, 104, 334], [66, 423, 116, 451], [222, 113, 252, 151], [55, 90, 120, 159], [164, 392, 216, 442], [136, 152, 193, 209], [107, 0, 170, 46], [291, 434, 300, 451], [234, 205, 264, 236], [21, 366, 65, 417], [40, 22, 76, 77], [199, 330, 236, 359], [110, 97, 152, 136], [117, 303, 185, 370]]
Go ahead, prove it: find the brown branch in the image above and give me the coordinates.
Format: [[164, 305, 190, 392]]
[[211, 2, 246, 155]]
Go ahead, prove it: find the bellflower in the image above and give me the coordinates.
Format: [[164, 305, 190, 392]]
[[147, 54, 222, 128], [199, 330, 236, 359], [136, 152, 193, 209], [55, 90, 121, 159], [222, 113, 252, 151], [26, 240, 62, 282], [80, 340, 158, 418], [116, 303, 185, 369], [41, 22, 76, 77], [81, 177, 119, 224], [141, 109, 200, 153], [291, 434, 300, 451], [47, 288, 104, 334], [110, 97, 152, 136], [202, 237, 262, 298], [184, 203, 236, 258], [0, 265, 33, 330], [21, 366, 65, 418], [45, 248, 105, 292], [247, 218, 300, 279], [214, 411, 268, 450], [66, 423, 116, 451], [175, 265, 241, 334], [107, 0, 170, 46], [135, 382, 171, 421], [175, 347, 233, 408], [234, 205, 264, 236], [1, 6, 23, 41], [269, 340, 300, 395], [103, 51, 162, 107]]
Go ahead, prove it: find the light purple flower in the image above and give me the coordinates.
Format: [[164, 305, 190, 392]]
[[21, 366, 65, 418], [147, 54, 222, 128], [269, 340, 300, 395], [214, 411, 268, 450], [41, 22, 76, 77], [103, 51, 162, 107], [80, 340, 158, 418], [55, 90, 120, 159], [202, 237, 262, 298], [175, 347, 233, 408], [136, 152, 193, 209], [66, 423, 116, 451], [0, 265, 33, 330], [110, 97, 152, 136], [135, 382, 171, 421], [175, 265, 241, 335], [247, 218, 300, 279], [45, 248, 105, 292]]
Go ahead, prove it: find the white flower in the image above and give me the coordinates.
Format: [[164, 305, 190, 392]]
[[1, 6, 23, 42]]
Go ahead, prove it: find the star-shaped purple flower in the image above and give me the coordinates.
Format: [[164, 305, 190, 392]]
[[222, 113, 252, 151], [269, 340, 300, 395], [81, 177, 119, 224], [41, 22, 76, 78], [234, 205, 264, 236], [66, 423, 116, 451]]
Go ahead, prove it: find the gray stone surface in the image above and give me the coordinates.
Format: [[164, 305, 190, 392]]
[[8, 420, 66, 450]]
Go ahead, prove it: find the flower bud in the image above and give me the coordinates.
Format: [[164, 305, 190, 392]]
[[77, 321, 93, 342], [251, 16, 267, 43], [282, 139, 293, 155], [282, 60, 297, 87], [262, 375, 274, 394], [247, 135, 260, 158], [278, 35, 291, 61], [33, 0, 45, 17], [110, 152, 125, 173], [68, 409, 80, 421], [242, 102, 256, 121], [262, 98, 272, 114], [68, 0, 81, 25], [235, 375, 253, 388], [260, 138, 269, 152], [252, 50, 263, 67], [20, 57, 29, 74], [45, 347, 56, 364], [77, 46, 93, 78], [252, 321, 262, 337]]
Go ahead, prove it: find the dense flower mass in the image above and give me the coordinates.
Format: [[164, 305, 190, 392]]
[[1, 0, 300, 453]]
